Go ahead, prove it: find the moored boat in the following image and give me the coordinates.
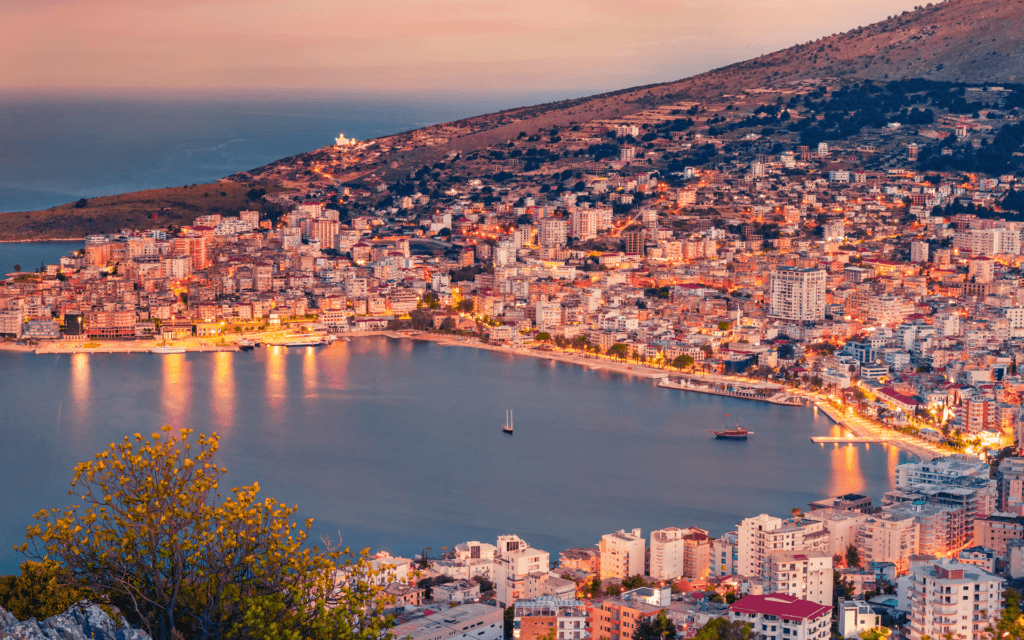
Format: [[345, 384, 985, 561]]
[[151, 345, 186, 354], [502, 409, 513, 434], [711, 414, 753, 439]]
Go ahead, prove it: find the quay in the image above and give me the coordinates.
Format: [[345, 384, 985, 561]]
[[811, 436, 892, 444], [658, 377, 803, 406]]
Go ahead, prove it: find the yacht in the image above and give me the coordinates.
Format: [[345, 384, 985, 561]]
[[502, 410, 514, 434]]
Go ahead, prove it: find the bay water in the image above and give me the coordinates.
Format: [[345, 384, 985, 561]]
[[0, 337, 916, 574]]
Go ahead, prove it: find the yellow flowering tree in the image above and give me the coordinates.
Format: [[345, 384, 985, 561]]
[[22, 426, 394, 640]]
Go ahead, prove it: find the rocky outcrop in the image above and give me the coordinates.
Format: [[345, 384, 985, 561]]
[[0, 602, 151, 640]]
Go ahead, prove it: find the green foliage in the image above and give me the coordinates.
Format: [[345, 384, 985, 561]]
[[74, 198, 88, 209], [693, 617, 755, 640], [472, 575, 494, 593], [717, 321, 731, 331], [672, 355, 694, 370], [632, 612, 676, 640], [536, 332, 552, 342], [621, 574, 646, 590], [23, 427, 395, 640], [0, 561, 95, 621], [986, 587, 1024, 640], [859, 627, 890, 640], [605, 583, 622, 596], [608, 343, 630, 360], [504, 606, 515, 640], [845, 544, 862, 569], [581, 576, 603, 598]]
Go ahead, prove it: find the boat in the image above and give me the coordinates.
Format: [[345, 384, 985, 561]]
[[237, 339, 255, 350], [151, 345, 186, 354], [711, 414, 753, 440], [502, 410, 514, 434], [269, 334, 325, 347]]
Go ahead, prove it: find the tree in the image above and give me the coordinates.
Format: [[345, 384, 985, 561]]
[[0, 561, 95, 621], [440, 317, 456, 332], [693, 617, 757, 640], [621, 574, 646, 590], [845, 543, 861, 569], [23, 427, 395, 640], [718, 321, 731, 332], [608, 343, 630, 360], [632, 612, 676, 640], [12, 264, 20, 272], [504, 606, 515, 640], [536, 332, 552, 342], [74, 198, 88, 208], [386, 319, 405, 330], [672, 355, 694, 370]]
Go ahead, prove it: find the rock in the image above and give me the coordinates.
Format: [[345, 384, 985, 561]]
[[0, 603, 151, 640]]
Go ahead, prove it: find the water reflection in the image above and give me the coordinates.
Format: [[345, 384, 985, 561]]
[[888, 444, 901, 487], [318, 343, 349, 390], [161, 354, 191, 426], [303, 347, 318, 395], [829, 444, 866, 495], [211, 352, 235, 431], [266, 346, 285, 408], [70, 353, 90, 414]]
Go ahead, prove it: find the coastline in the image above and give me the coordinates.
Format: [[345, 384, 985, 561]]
[[2, 330, 939, 459], [0, 237, 85, 243]]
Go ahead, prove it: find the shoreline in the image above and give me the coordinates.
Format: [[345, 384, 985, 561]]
[[0, 237, 85, 244], [2, 331, 939, 459]]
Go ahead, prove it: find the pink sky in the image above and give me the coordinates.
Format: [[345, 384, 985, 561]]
[[2, 0, 923, 95]]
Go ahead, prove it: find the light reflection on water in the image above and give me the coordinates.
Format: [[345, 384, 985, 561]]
[[0, 336, 921, 574]]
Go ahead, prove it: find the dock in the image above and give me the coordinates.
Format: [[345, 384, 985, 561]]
[[811, 436, 892, 444]]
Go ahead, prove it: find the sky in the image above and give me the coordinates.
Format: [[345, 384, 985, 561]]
[[1, 0, 926, 97]]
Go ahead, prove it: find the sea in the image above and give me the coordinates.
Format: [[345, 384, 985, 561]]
[[0, 334, 917, 574], [0, 91, 570, 214]]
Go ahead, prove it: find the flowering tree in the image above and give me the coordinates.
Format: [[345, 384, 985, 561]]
[[23, 426, 394, 640]]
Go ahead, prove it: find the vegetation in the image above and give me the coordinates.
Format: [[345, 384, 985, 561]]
[[631, 612, 676, 640], [692, 617, 756, 640], [845, 543, 862, 569], [0, 561, 95, 621], [21, 426, 395, 640]]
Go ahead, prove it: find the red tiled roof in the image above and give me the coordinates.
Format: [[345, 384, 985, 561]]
[[730, 594, 831, 621]]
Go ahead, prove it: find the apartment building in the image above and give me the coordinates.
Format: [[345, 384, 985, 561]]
[[737, 515, 828, 577], [513, 597, 589, 640], [390, 603, 505, 640], [996, 458, 1024, 514], [857, 512, 920, 573], [711, 531, 739, 578], [599, 529, 645, 580], [649, 527, 687, 580], [768, 268, 825, 322], [975, 513, 1024, 556], [803, 509, 871, 557], [592, 595, 664, 640], [905, 559, 1004, 640], [728, 594, 831, 640], [495, 535, 551, 606], [764, 551, 833, 606]]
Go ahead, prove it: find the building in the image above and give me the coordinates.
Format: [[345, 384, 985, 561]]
[[711, 531, 738, 578], [728, 593, 831, 640], [390, 603, 504, 640], [803, 509, 871, 557], [857, 511, 920, 573], [0, 309, 24, 337], [495, 535, 551, 606], [975, 513, 1024, 556], [905, 559, 1004, 640], [649, 528, 688, 580], [513, 597, 589, 640], [592, 596, 664, 640], [737, 515, 828, 577], [599, 529, 645, 580], [764, 551, 833, 606], [808, 494, 873, 513], [539, 219, 568, 248], [559, 548, 600, 574], [837, 600, 881, 639], [996, 458, 1024, 514], [433, 579, 482, 604], [768, 268, 826, 323], [911, 241, 930, 263], [623, 230, 646, 256]]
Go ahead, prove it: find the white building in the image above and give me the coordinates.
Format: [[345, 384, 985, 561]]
[[649, 527, 688, 580], [737, 515, 829, 577], [729, 593, 831, 640], [905, 559, 1004, 640], [599, 529, 645, 580], [495, 535, 551, 606], [390, 603, 504, 640], [768, 268, 826, 323], [911, 241, 930, 263], [837, 600, 881, 639], [764, 551, 833, 606], [539, 219, 568, 248]]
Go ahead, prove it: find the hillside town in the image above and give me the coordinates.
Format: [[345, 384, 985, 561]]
[[350, 453, 1024, 640]]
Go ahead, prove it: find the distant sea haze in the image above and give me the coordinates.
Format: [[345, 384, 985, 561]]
[[0, 91, 568, 214]]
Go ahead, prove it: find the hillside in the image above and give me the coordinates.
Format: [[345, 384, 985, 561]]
[[0, 182, 287, 241]]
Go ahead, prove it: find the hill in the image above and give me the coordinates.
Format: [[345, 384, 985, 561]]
[[0, 182, 287, 241]]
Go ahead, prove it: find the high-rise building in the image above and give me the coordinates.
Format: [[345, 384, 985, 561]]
[[623, 230, 646, 256], [768, 268, 825, 323], [911, 241, 930, 263], [905, 559, 1004, 640], [729, 594, 831, 640], [494, 535, 550, 606], [737, 514, 828, 577], [570, 209, 597, 241], [649, 527, 710, 580], [513, 597, 589, 640], [764, 551, 833, 606], [539, 218, 568, 248], [599, 529, 645, 580]]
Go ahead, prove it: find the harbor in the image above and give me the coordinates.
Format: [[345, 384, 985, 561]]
[[658, 376, 803, 406]]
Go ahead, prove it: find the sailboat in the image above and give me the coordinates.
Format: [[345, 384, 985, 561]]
[[502, 410, 514, 434]]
